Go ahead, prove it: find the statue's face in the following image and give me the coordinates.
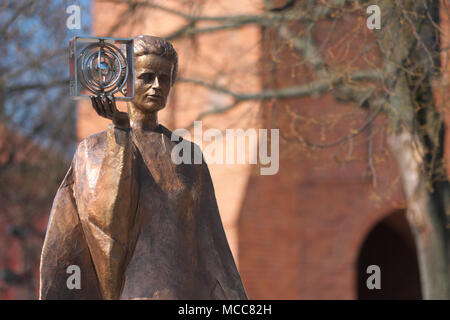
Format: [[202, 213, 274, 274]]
[[132, 54, 173, 113]]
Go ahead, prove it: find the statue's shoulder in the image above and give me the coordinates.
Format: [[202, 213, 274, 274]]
[[158, 124, 178, 142], [159, 123, 206, 166], [81, 129, 108, 144], [74, 129, 109, 159], [159, 124, 202, 151]]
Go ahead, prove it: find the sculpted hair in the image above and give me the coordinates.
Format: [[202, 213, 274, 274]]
[[133, 35, 178, 85]]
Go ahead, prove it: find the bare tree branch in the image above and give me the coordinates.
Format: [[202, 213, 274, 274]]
[[179, 69, 382, 103]]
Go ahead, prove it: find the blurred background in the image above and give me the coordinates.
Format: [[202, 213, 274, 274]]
[[0, 0, 449, 300]]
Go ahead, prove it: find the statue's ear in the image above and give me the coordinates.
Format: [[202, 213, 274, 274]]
[[170, 63, 175, 87]]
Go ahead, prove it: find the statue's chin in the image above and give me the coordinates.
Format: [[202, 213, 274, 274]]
[[133, 102, 166, 114]]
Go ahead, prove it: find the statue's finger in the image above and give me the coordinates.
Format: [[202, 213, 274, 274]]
[[106, 95, 115, 114], [111, 95, 118, 112], [91, 96, 102, 116], [99, 95, 109, 116], [94, 96, 102, 115]]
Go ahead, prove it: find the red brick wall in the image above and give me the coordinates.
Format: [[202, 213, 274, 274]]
[[238, 1, 449, 299]]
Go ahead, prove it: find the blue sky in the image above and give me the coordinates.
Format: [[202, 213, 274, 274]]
[[2, 0, 93, 155]]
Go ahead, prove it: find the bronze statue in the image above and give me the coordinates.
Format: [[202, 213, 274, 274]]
[[39, 35, 247, 300]]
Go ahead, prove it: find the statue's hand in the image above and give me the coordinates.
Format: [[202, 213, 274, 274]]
[[90, 95, 130, 129]]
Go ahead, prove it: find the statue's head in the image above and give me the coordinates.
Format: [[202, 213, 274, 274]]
[[130, 35, 178, 113]]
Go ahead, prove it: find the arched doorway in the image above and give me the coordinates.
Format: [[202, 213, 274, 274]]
[[357, 211, 422, 299]]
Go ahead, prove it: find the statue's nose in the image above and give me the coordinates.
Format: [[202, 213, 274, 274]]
[[153, 75, 161, 88]]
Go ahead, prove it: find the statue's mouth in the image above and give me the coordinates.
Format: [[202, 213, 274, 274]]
[[146, 95, 162, 100]]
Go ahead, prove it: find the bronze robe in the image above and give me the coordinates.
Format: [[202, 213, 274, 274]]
[[39, 124, 247, 300]]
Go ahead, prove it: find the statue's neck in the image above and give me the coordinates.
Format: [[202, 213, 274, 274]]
[[128, 103, 159, 132]]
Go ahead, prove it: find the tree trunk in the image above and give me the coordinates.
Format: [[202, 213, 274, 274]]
[[388, 130, 450, 299], [376, 0, 449, 299]]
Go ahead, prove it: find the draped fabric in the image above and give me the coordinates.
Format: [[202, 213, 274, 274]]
[[39, 124, 247, 300]]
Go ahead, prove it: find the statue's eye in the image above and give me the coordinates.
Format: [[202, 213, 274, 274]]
[[159, 74, 169, 83], [139, 73, 155, 82]]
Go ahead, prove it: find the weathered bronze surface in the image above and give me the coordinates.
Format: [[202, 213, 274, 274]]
[[39, 35, 247, 300]]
